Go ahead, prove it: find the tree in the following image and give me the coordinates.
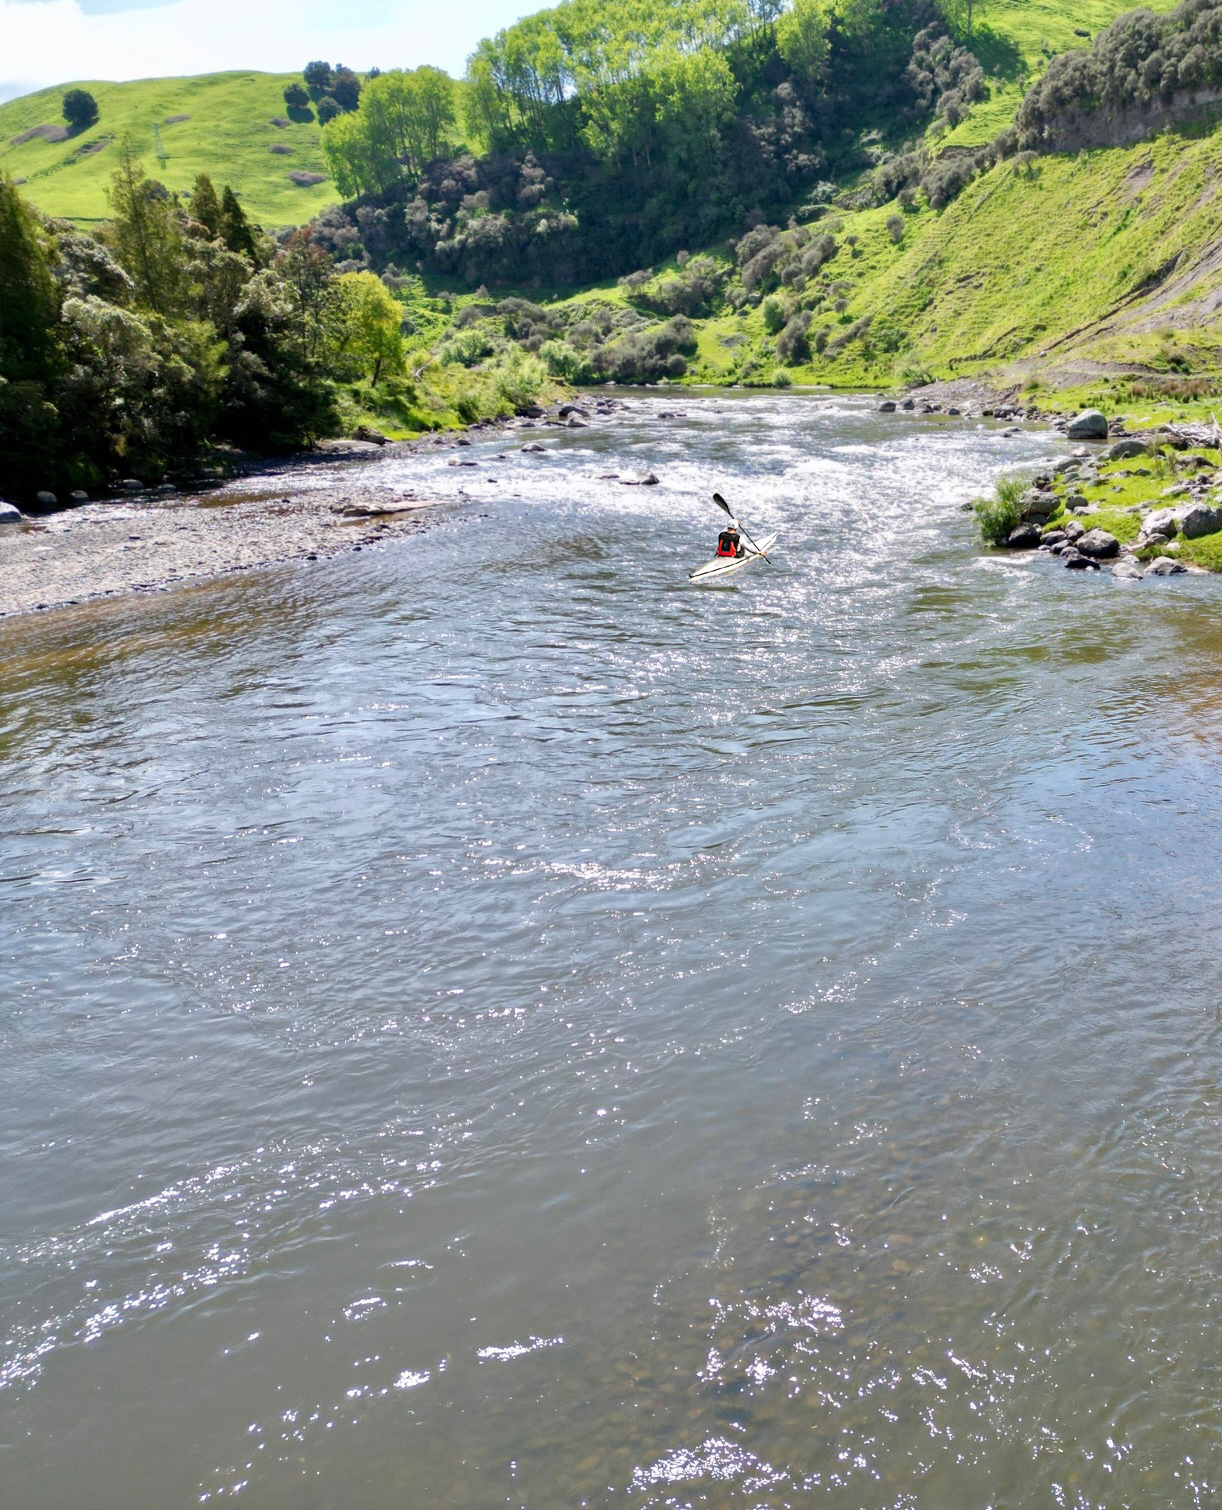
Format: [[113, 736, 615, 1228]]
[[317, 95, 342, 125], [304, 61, 334, 98], [776, 0, 830, 89], [332, 270, 404, 384], [106, 141, 186, 316], [332, 68, 362, 112], [0, 179, 62, 383], [219, 187, 260, 262], [283, 81, 310, 110], [62, 88, 99, 131], [188, 173, 222, 237], [322, 68, 459, 197]]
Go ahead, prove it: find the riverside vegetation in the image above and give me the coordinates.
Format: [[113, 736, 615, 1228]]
[[12, 0, 1222, 523]]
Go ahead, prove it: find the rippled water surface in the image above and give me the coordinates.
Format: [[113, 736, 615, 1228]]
[[3, 393, 1221, 1509]]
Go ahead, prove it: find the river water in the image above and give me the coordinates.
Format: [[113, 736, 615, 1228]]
[[2, 393, 1220, 1509]]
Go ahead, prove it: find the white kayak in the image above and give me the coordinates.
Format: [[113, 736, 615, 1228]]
[[689, 533, 779, 584]]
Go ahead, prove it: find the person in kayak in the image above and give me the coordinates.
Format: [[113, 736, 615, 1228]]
[[716, 524, 746, 559]]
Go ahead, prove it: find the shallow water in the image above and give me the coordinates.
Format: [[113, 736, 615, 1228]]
[[2, 393, 1220, 1509]]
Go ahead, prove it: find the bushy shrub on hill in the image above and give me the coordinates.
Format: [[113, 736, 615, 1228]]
[[303, 0, 980, 291], [1017, 0, 1222, 146]]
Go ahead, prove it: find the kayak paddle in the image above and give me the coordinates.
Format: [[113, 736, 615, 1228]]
[[712, 492, 773, 564]]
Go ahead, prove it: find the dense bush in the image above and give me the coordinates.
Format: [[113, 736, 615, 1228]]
[[974, 475, 1025, 545], [62, 89, 99, 130], [283, 82, 310, 110], [0, 159, 421, 497], [775, 309, 813, 365], [305, 0, 965, 291], [1016, 0, 1222, 147]]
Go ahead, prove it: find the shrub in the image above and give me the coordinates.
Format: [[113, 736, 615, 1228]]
[[893, 351, 933, 386], [539, 339, 593, 383], [776, 309, 813, 365], [303, 61, 334, 98], [886, 214, 905, 244], [762, 295, 787, 335], [332, 69, 362, 113], [973, 475, 1024, 545], [62, 89, 99, 130], [493, 347, 549, 411], [440, 328, 496, 366], [316, 96, 342, 125], [283, 82, 309, 110], [772, 368, 793, 387]]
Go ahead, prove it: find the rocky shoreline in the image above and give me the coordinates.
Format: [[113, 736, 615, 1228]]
[[0, 396, 629, 620]]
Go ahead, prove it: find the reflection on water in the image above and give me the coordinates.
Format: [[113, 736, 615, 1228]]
[[2, 394, 1221, 1509]]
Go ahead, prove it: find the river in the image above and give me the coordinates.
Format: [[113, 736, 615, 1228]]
[[2, 393, 1220, 1508]]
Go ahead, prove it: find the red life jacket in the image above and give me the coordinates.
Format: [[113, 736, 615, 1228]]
[[717, 531, 739, 557]]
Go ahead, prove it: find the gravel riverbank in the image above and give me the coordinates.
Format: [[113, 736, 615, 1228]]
[[0, 441, 456, 619]]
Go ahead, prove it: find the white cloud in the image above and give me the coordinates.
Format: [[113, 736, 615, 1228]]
[[0, 0, 535, 100]]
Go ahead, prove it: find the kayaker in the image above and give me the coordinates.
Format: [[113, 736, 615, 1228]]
[[716, 524, 744, 559]]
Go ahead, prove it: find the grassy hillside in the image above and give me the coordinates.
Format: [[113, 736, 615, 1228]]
[[0, 73, 337, 225]]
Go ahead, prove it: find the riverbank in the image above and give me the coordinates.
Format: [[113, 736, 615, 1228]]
[[0, 396, 630, 619], [0, 445, 446, 620]]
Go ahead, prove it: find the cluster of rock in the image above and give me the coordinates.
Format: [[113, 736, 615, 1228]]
[[996, 422, 1219, 579]]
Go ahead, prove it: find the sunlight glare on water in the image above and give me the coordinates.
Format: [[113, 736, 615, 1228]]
[[1, 393, 1220, 1509]]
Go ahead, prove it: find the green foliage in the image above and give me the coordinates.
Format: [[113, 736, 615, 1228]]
[[317, 96, 342, 126], [973, 474, 1024, 545], [331, 69, 362, 114], [303, 61, 334, 99], [1017, 1, 1222, 149], [323, 68, 458, 197], [62, 88, 99, 130], [331, 270, 405, 383], [762, 295, 786, 334], [189, 172, 222, 236], [283, 82, 310, 111], [776, 0, 831, 87], [539, 338, 594, 382], [0, 177, 62, 382], [106, 140, 186, 315]]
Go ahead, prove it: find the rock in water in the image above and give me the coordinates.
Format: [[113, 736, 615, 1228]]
[[1076, 528, 1120, 559], [1066, 408, 1109, 440], [1005, 523, 1042, 549], [35, 490, 57, 507], [1112, 558, 1145, 580], [621, 472, 660, 486], [877, 400, 897, 412], [521, 443, 546, 454], [0, 500, 23, 523], [1178, 503, 1222, 539], [1148, 556, 1187, 575]]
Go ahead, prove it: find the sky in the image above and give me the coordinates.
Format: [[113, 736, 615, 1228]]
[[0, 0, 538, 102]]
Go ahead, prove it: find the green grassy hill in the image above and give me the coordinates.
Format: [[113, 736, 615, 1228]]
[[0, 73, 338, 225]]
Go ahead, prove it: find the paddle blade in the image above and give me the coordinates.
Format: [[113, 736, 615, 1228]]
[[712, 492, 734, 517]]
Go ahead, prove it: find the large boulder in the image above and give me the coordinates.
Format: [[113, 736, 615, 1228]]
[[1076, 528, 1120, 559], [1005, 523, 1042, 549], [877, 399, 897, 412], [0, 500, 23, 523], [1141, 508, 1180, 540], [1066, 408, 1109, 440], [35, 490, 57, 507], [1179, 503, 1222, 539], [1112, 558, 1145, 580], [1148, 556, 1187, 575], [1102, 438, 1150, 461], [1019, 488, 1058, 521]]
